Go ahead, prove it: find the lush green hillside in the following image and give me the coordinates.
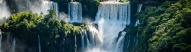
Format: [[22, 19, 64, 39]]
[[0, 9, 85, 52], [133, 0, 191, 52]]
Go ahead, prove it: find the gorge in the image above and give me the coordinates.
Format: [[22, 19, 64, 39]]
[[0, 0, 191, 52]]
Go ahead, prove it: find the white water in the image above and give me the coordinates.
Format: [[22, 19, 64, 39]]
[[68, 2, 82, 23], [85, 1, 131, 52], [95, 1, 130, 25], [134, 19, 140, 26], [81, 25, 102, 51], [88, 25, 102, 47], [81, 30, 85, 51], [38, 35, 41, 52], [116, 31, 126, 52], [41, 1, 58, 16], [81, 29, 91, 51], [12, 38, 16, 52], [30, 0, 58, 17], [0, 1, 11, 24], [135, 4, 143, 26]]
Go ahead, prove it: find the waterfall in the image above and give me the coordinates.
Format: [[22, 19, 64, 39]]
[[41, 1, 58, 16], [81, 25, 102, 51], [95, 1, 130, 25], [85, 1, 131, 52], [115, 31, 126, 52], [12, 38, 16, 52], [81, 30, 85, 51], [53, 2, 59, 18], [135, 4, 143, 26], [134, 19, 140, 26], [0, 1, 11, 24], [88, 25, 102, 47], [68, 2, 82, 23], [38, 35, 41, 52], [30, 0, 58, 17], [137, 4, 143, 12], [127, 4, 131, 25], [81, 29, 89, 51]]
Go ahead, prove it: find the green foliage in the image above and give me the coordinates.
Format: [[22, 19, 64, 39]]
[[1, 11, 42, 48], [134, 0, 191, 52], [1, 9, 83, 52], [172, 43, 191, 52], [123, 26, 139, 52], [120, 0, 128, 2]]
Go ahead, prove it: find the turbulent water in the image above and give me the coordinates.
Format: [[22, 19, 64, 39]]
[[116, 31, 126, 52], [0, 1, 11, 24], [68, 2, 82, 23], [81, 24, 102, 51], [83, 1, 131, 52], [81, 1, 143, 52]]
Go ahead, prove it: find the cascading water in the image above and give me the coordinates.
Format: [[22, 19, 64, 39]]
[[38, 35, 41, 52], [133, 4, 142, 48], [122, 4, 143, 52], [68, 2, 82, 23], [88, 25, 102, 48], [95, 1, 130, 25], [137, 4, 143, 12], [85, 1, 131, 52], [41, 1, 58, 15], [31, 0, 58, 17], [81, 30, 85, 51], [116, 31, 126, 52], [81, 29, 91, 51], [134, 19, 140, 26], [81, 25, 102, 51], [0, 1, 11, 24], [134, 4, 143, 26], [12, 38, 16, 52]]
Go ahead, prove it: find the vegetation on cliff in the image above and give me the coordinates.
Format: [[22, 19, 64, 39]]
[[0, 9, 84, 52], [134, 0, 191, 52]]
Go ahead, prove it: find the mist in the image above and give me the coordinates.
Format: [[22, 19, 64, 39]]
[[0, 1, 10, 24]]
